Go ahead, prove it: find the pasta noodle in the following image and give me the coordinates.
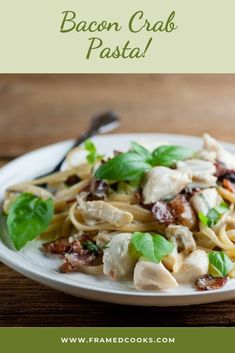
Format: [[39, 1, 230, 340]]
[[5, 149, 235, 250], [7, 154, 235, 256]]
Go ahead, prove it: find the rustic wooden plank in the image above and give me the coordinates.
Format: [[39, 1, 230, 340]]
[[0, 262, 234, 327], [1, 74, 235, 157], [0, 159, 6, 168]]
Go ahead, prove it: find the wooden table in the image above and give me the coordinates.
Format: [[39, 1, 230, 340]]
[[0, 74, 235, 326]]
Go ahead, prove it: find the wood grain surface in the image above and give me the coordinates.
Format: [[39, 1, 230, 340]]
[[0, 74, 235, 327]]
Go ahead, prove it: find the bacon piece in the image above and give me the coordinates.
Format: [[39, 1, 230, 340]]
[[151, 201, 174, 224], [43, 237, 82, 255], [84, 179, 109, 201], [216, 162, 235, 192], [59, 252, 97, 273], [214, 161, 228, 177], [151, 195, 196, 229], [169, 195, 196, 230], [223, 178, 235, 193], [43, 233, 97, 255], [43, 234, 102, 273], [194, 274, 228, 291], [215, 161, 235, 182], [65, 174, 81, 186]]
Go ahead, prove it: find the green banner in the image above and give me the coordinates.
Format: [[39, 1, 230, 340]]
[[1, 0, 235, 73], [0, 327, 234, 353]]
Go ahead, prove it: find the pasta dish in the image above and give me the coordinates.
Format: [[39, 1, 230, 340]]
[[2, 134, 235, 292]]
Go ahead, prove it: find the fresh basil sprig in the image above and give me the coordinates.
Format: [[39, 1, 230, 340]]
[[95, 152, 151, 181], [208, 251, 233, 277], [7, 193, 54, 250], [152, 145, 193, 167], [130, 142, 153, 162], [83, 240, 100, 255], [199, 202, 229, 228], [95, 142, 193, 181], [130, 232, 174, 263], [84, 139, 103, 165]]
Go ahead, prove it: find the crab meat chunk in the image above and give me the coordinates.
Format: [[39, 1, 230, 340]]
[[134, 259, 178, 290], [190, 188, 222, 215], [166, 224, 196, 255], [103, 233, 136, 280], [174, 250, 209, 284], [79, 200, 133, 227], [203, 133, 235, 169], [143, 166, 192, 204], [177, 159, 217, 189]]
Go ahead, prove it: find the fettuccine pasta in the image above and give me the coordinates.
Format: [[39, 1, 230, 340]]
[[3, 133, 235, 291]]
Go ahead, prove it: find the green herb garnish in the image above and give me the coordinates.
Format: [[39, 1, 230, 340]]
[[95, 142, 193, 182], [95, 152, 151, 181], [199, 202, 229, 228], [152, 145, 193, 167], [208, 251, 233, 277], [130, 142, 153, 162], [7, 193, 54, 250], [83, 240, 99, 255], [130, 232, 174, 263], [84, 139, 103, 165]]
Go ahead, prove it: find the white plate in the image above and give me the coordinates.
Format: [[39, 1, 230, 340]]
[[1, 133, 235, 306]]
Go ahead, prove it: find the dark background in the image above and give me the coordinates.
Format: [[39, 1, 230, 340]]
[[0, 74, 235, 326]]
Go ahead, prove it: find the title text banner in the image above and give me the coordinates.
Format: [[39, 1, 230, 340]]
[[0, 0, 235, 72]]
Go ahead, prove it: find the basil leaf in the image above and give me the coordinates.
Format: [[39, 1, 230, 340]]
[[152, 234, 175, 262], [95, 152, 151, 181], [131, 232, 174, 263], [84, 139, 103, 165], [198, 212, 209, 226], [206, 209, 220, 227], [130, 142, 153, 162], [208, 251, 233, 277], [214, 202, 229, 214], [83, 240, 99, 255], [0, 213, 13, 249], [152, 145, 193, 167], [131, 232, 156, 262], [7, 193, 54, 250], [199, 202, 229, 228]]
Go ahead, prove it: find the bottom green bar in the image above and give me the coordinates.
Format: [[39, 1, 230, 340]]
[[0, 327, 233, 353]]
